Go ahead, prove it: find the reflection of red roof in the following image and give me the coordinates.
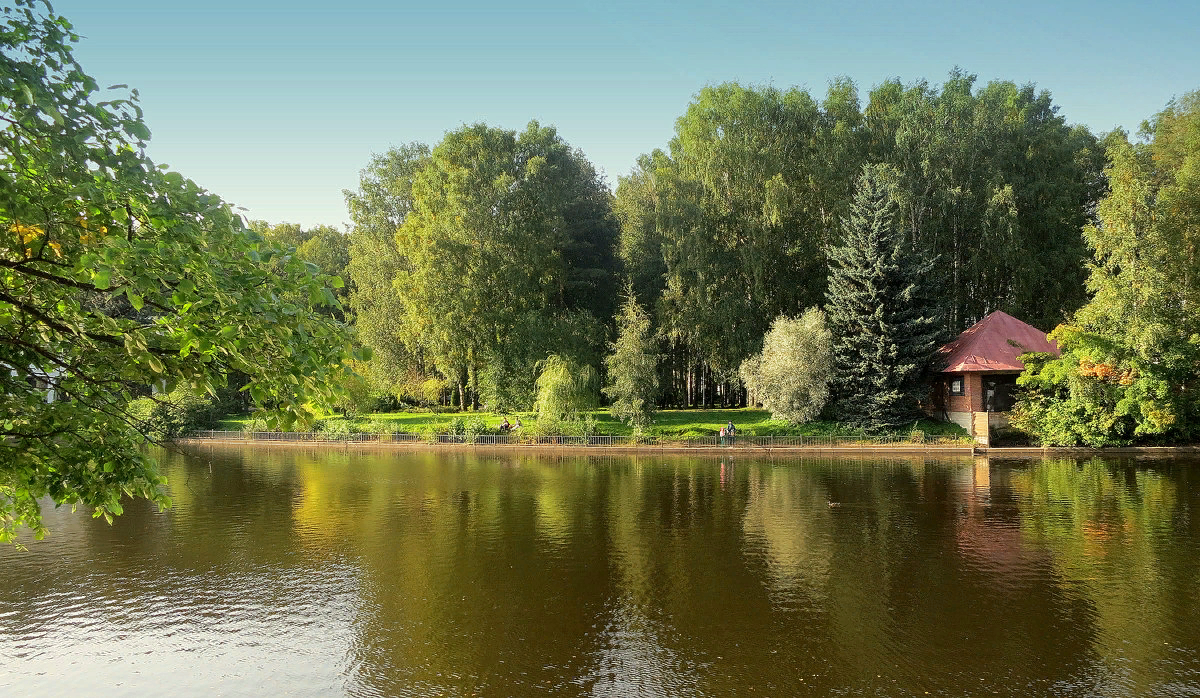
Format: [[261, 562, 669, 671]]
[[939, 311, 1059, 373]]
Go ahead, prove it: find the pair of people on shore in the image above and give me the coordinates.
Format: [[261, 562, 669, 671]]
[[720, 421, 736, 445]]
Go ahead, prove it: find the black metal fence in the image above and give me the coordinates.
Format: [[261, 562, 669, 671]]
[[186, 430, 973, 449]]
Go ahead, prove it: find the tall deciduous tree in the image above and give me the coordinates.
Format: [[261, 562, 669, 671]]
[[825, 165, 943, 431], [343, 143, 434, 402], [657, 82, 855, 375], [394, 122, 618, 410], [613, 151, 670, 309], [0, 1, 357, 541], [865, 71, 1105, 331], [251, 220, 351, 318], [1014, 92, 1200, 445]]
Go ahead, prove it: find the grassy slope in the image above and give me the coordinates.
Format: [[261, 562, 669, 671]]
[[219, 408, 968, 438]]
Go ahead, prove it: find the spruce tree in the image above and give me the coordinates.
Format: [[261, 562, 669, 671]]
[[825, 165, 943, 431], [603, 285, 660, 430]]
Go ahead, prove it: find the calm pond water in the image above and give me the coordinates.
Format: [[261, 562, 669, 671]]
[[3, 445, 1200, 697]]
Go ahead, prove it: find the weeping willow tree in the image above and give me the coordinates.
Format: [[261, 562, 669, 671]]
[[533, 355, 599, 423]]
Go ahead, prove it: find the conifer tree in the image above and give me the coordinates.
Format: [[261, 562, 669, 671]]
[[603, 285, 659, 430], [825, 165, 943, 431]]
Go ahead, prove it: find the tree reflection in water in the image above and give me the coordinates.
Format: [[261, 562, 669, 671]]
[[1, 447, 1197, 697]]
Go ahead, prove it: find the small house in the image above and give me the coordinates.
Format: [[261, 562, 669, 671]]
[[931, 311, 1059, 445], [10, 366, 62, 403]]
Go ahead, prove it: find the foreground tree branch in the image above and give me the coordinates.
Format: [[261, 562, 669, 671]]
[[0, 0, 364, 543]]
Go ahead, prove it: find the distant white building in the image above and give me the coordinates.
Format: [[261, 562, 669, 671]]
[[12, 366, 62, 403]]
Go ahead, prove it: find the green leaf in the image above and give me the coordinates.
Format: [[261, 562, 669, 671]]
[[93, 269, 111, 290], [128, 122, 151, 141], [126, 289, 144, 311], [147, 356, 164, 373], [38, 101, 64, 126]]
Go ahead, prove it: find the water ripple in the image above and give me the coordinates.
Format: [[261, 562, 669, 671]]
[[3, 449, 1200, 696]]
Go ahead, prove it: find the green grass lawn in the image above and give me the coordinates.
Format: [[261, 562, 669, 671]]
[[218, 407, 968, 439]]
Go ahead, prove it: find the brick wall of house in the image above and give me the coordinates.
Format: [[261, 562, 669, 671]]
[[947, 373, 982, 413]]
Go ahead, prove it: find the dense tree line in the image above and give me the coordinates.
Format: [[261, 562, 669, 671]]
[[616, 74, 1105, 410], [278, 75, 1200, 441]]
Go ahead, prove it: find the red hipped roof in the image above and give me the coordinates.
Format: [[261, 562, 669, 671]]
[[939, 311, 1059, 373]]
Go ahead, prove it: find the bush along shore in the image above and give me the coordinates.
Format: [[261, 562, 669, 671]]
[[197, 409, 972, 447], [184, 430, 973, 449]]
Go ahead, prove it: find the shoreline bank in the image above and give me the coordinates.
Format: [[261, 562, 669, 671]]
[[172, 436, 1200, 457]]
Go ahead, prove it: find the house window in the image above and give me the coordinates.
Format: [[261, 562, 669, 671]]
[[949, 377, 965, 396]]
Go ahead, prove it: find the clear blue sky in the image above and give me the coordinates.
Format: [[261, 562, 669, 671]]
[[48, 0, 1200, 229]]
